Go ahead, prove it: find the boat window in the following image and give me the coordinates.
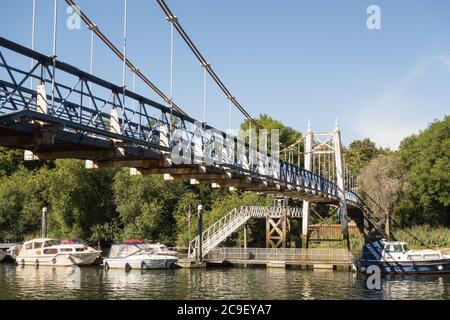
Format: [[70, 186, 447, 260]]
[[25, 243, 32, 250], [407, 255, 422, 260], [60, 248, 73, 252], [46, 240, 61, 246], [33, 242, 43, 249], [423, 254, 440, 260], [75, 248, 85, 252], [386, 245, 403, 253], [43, 248, 58, 255]]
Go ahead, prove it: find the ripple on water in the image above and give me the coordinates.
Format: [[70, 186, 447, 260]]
[[0, 264, 449, 300]]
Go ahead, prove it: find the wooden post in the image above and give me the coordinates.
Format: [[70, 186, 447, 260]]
[[197, 204, 203, 263], [385, 211, 390, 239], [282, 207, 287, 248], [243, 224, 247, 250]]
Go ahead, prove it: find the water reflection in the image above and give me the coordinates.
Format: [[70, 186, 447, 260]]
[[0, 264, 449, 300]]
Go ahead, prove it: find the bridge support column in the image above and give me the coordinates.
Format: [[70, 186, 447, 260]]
[[25, 84, 49, 161], [301, 124, 313, 248], [333, 122, 350, 250]]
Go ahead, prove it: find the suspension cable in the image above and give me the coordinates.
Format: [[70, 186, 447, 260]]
[[64, 0, 186, 116], [155, 0, 261, 129]]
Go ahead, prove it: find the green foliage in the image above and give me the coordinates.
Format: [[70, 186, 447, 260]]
[[0, 147, 24, 177], [394, 225, 450, 249], [395, 116, 450, 226], [43, 160, 117, 240], [240, 113, 301, 149], [112, 171, 184, 244], [345, 138, 385, 176], [0, 168, 44, 241]]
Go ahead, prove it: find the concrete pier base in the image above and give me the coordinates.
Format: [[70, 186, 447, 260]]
[[313, 264, 334, 270], [267, 261, 286, 268]]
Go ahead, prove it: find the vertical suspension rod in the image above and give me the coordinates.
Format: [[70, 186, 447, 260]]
[[51, 0, 58, 113], [64, 0, 186, 115]]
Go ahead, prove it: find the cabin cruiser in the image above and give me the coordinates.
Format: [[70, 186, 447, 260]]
[[359, 239, 450, 274], [103, 240, 178, 270], [11, 238, 101, 267]]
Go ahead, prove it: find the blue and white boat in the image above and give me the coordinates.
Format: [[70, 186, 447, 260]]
[[359, 240, 450, 274]]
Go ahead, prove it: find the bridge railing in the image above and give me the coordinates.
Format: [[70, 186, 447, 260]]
[[0, 37, 359, 204]]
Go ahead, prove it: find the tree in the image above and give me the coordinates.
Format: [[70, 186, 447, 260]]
[[346, 138, 385, 176], [358, 154, 405, 219], [0, 147, 24, 177], [240, 114, 302, 149], [395, 116, 450, 226], [0, 168, 44, 241], [42, 160, 117, 240]]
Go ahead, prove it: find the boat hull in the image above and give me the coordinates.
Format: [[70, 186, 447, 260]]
[[359, 259, 450, 274], [104, 257, 178, 270], [15, 253, 100, 267]]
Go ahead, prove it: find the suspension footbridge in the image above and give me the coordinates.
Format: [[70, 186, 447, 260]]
[[0, 0, 388, 260]]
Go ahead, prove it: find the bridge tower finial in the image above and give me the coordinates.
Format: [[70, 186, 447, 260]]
[[335, 117, 339, 130], [307, 118, 311, 132]]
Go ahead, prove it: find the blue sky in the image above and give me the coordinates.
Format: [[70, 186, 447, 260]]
[[1, 0, 450, 149]]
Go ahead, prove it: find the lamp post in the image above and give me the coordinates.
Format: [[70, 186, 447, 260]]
[[197, 204, 203, 263], [41, 206, 48, 238]]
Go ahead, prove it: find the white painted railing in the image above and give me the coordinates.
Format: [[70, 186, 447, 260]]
[[188, 206, 303, 258]]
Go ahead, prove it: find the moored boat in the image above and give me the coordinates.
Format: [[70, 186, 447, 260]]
[[0, 243, 19, 262], [103, 240, 178, 270], [12, 238, 101, 267], [358, 239, 450, 274]]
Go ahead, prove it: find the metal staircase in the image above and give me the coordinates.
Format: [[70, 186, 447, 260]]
[[188, 206, 263, 258], [188, 206, 302, 258]]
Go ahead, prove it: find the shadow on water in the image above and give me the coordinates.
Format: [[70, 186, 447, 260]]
[[0, 263, 449, 300]]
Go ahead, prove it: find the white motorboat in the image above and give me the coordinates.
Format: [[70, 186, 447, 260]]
[[103, 240, 178, 270], [12, 238, 101, 267]]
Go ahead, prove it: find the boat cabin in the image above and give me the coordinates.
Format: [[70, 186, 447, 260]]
[[361, 240, 445, 262]]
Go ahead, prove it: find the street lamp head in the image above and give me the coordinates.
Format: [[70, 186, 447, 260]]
[[197, 204, 203, 212], [42, 206, 48, 214]]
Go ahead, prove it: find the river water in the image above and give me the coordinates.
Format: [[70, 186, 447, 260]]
[[0, 263, 449, 300]]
